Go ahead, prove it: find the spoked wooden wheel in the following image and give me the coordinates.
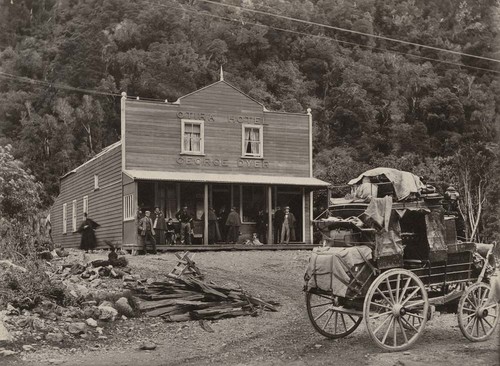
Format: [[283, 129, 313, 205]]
[[306, 291, 362, 338], [458, 282, 499, 341], [364, 269, 428, 351]]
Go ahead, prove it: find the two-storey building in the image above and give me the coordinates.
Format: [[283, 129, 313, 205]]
[[50, 77, 330, 249]]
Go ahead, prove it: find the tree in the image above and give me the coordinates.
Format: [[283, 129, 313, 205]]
[[453, 143, 498, 241], [0, 145, 42, 222]]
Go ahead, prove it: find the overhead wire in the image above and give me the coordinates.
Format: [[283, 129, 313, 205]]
[[0, 71, 120, 97], [2, 0, 500, 99], [0, 71, 169, 101], [195, 0, 500, 65], [149, 1, 500, 75]]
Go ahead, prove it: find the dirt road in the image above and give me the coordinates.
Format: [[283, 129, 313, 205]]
[[9, 251, 500, 366]]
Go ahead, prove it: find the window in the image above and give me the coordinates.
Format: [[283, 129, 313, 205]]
[[82, 196, 88, 218], [242, 125, 263, 157], [62, 203, 67, 234], [181, 120, 204, 154], [124, 194, 134, 220], [72, 200, 77, 232], [241, 185, 265, 222], [94, 174, 99, 190]]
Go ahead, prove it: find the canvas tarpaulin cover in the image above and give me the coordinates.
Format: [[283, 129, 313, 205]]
[[348, 167, 425, 201], [360, 196, 404, 260], [304, 246, 373, 297]]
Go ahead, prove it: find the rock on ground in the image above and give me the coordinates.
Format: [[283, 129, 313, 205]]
[[114, 298, 134, 318]]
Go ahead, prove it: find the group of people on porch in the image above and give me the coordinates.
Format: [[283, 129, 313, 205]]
[[137, 205, 297, 250]]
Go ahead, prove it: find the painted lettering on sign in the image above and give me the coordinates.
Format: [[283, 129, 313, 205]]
[[176, 157, 229, 167], [237, 159, 269, 168], [177, 111, 215, 122], [176, 157, 269, 168], [227, 115, 268, 125], [177, 111, 267, 125]]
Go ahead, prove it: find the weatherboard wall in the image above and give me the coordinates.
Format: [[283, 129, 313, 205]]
[[50, 145, 123, 249], [123, 81, 311, 177]]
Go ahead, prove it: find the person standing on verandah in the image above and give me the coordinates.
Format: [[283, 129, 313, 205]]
[[225, 207, 241, 244], [280, 206, 296, 244], [78, 213, 100, 253], [139, 210, 156, 254], [201, 207, 220, 244], [153, 207, 166, 245], [176, 206, 193, 245], [273, 206, 284, 244]]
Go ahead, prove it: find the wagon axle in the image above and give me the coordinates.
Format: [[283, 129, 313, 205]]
[[476, 307, 488, 318], [392, 304, 406, 317]]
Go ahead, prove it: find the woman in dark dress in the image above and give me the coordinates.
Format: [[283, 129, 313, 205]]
[[78, 213, 100, 252]]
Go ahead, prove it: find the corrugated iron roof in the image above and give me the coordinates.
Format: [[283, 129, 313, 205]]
[[123, 169, 330, 187]]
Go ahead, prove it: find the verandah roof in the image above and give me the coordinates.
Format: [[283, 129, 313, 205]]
[[123, 170, 330, 187]]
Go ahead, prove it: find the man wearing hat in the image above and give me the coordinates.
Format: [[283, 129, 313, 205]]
[[444, 186, 465, 239], [176, 206, 193, 245], [225, 207, 241, 244], [280, 206, 296, 244], [139, 210, 156, 254]]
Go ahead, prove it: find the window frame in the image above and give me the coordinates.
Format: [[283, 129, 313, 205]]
[[62, 203, 67, 234], [94, 174, 99, 190], [241, 124, 264, 158], [123, 194, 135, 221], [181, 119, 205, 155], [72, 200, 77, 232], [82, 196, 88, 219]]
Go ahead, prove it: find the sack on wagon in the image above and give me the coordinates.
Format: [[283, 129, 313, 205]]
[[304, 246, 373, 298]]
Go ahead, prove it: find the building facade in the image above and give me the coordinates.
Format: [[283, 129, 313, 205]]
[[50, 79, 329, 249]]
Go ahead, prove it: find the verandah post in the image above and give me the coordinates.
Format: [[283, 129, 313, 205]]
[[204, 183, 209, 245], [267, 185, 273, 244]]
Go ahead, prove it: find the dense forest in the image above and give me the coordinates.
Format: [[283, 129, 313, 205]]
[[0, 0, 499, 242]]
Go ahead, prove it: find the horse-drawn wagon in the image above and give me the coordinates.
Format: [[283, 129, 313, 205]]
[[304, 168, 498, 351]]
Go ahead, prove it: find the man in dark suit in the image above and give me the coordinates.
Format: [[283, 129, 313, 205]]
[[176, 206, 193, 245], [225, 207, 241, 244], [273, 206, 284, 244], [139, 210, 156, 254], [153, 207, 166, 245]]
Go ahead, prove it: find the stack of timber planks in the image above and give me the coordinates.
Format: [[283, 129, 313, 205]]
[[127, 275, 279, 322]]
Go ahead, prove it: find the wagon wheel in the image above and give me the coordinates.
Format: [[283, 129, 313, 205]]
[[364, 269, 428, 351], [457, 282, 499, 342], [306, 291, 362, 338]]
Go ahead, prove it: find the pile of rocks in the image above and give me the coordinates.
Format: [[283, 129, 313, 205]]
[[0, 295, 136, 354], [0, 250, 138, 357]]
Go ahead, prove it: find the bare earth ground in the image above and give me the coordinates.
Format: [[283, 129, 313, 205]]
[[4, 250, 500, 366]]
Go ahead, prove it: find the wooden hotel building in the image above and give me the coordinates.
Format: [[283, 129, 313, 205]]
[[50, 77, 330, 249]]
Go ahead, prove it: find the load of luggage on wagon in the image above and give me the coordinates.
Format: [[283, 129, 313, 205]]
[[304, 167, 498, 351]]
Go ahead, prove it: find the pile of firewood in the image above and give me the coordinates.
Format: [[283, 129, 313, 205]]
[[127, 275, 279, 322]]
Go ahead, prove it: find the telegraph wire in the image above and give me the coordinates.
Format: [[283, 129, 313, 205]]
[[0, 71, 120, 97], [0, 71, 168, 101], [2, 0, 500, 100], [158, 1, 500, 75], [196, 0, 500, 65]]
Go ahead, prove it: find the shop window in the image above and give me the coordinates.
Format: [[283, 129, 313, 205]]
[[82, 196, 88, 218], [123, 194, 134, 221], [62, 203, 67, 234], [72, 200, 77, 232], [241, 185, 265, 222], [181, 120, 204, 154], [242, 125, 263, 158]]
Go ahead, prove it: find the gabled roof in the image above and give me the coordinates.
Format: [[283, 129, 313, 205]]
[[174, 80, 268, 111], [61, 141, 122, 179]]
